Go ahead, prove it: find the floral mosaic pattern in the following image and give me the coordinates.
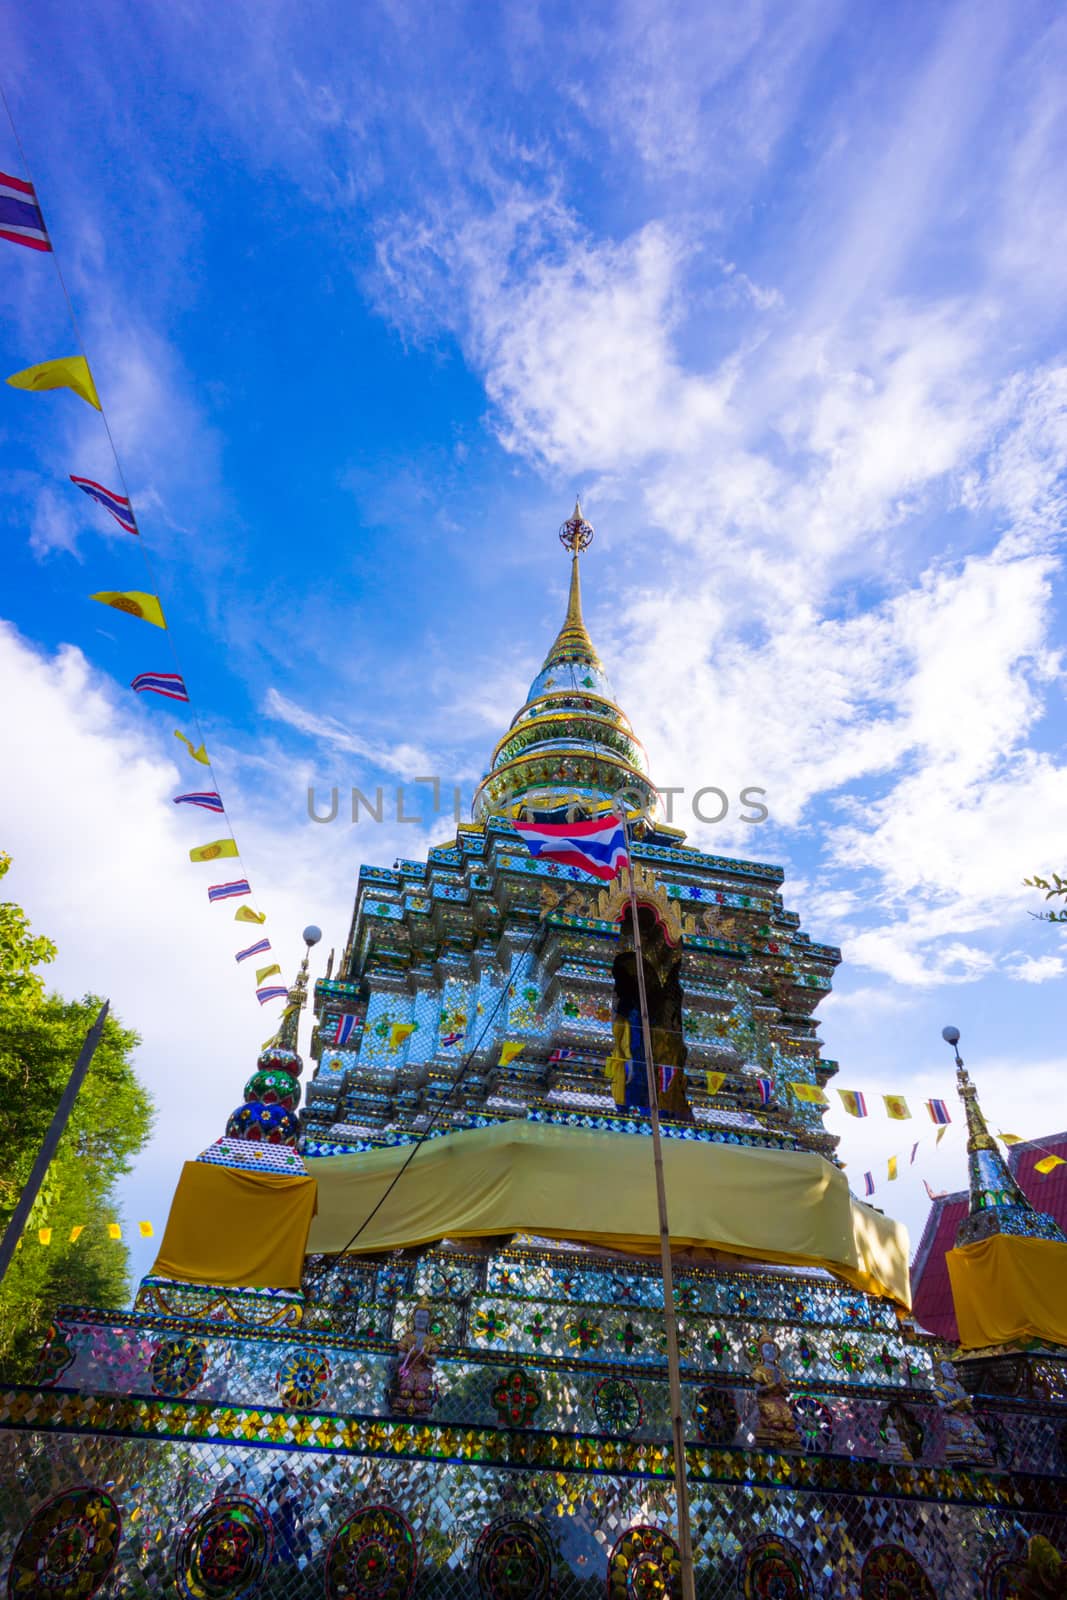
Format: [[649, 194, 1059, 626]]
[[151, 1337, 208, 1398], [175, 1495, 273, 1599], [608, 1525, 682, 1600], [692, 1385, 739, 1445], [861, 1544, 937, 1600], [277, 1349, 331, 1409], [492, 1368, 541, 1427], [593, 1377, 643, 1437], [793, 1397, 834, 1453], [475, 1517, 554, 1600], [35, 1324, 74, 1387], [326, 1505, 418, 1600], [740, 1534, 813, 1599], [7, 1486, 121, 1599]]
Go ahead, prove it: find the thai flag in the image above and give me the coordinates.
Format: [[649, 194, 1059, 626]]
[[257, 985, 288, 1004], [549, 1048, 577, 1063], [0, 171, 51, 251], [863, 1172, 876, 1196], [926, 1099, 951, 1125], [440, 1030, 463, 1048], [174, 792, 224, 813], [334, 1013, 360, 1045], [756, 1077, 774, 1105], [131, 671, 188, 701], [235, 939, 271, 964], [512, 814, 628, 881], [208, 879, 251, 903], [70, 475, 137, 534]]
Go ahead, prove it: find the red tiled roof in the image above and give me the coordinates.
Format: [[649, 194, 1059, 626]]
[[910, 1131, 1067, 1341]]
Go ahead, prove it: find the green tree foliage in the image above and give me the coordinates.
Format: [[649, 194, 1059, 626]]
[[0, 852, 154, 1377], [1023, 871, 1067, 924]]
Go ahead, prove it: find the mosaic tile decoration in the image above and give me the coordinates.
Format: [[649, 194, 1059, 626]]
[[5, 1484, 121, 1599], [175, 1494, 273, 1599]]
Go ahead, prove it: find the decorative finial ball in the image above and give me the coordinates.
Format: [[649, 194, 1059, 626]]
[[303, 924, 322, 947], [559, 500, 594, 554], [942, 1025, 961, 1045]]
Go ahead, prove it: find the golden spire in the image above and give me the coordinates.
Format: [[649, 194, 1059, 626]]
[[544, 497, 601, 670]]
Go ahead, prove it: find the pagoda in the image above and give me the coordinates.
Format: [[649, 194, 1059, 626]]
[[0, 506, 1064, 1599]]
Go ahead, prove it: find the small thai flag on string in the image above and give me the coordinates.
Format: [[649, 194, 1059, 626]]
[[236, 939, 271, 964], [926, 1099, 951, 1125], [208, 879, 251, 903], [549, 1048, 576, 1063], [756, 1077, 774, 1105], [0, 171, 51, 251], [512, 814, 628, 881], [863, 1171, 876, 1196], [131, 671, 188, 702], [70, 475, 137, 534], [173, 791, 224, 813], [334, 1013, 360, 1046], [440, 1030, 463, 1048], [256, 985, 289, 1004]]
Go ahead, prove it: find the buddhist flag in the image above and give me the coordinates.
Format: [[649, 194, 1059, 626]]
[[499, 1041, 525, 1066], [926, 1099, 951, 1125], [235, 906, 267, 924], [998, 1132, 1023, 1146], [837, 1089, 868, 1118], [255, 963, 282, 985], [138, 1220, 154, 1238], [189, 839, 239, 863], [69, 1225, 84, 1243], [7, 355, 100, 408], [863, 1172, 875, 1196], [107, 1222, 121, 1240], [175, 730, 210, 765], [38, 1227, 52, 1245], [883, 1094, 911, 1120], [91, 590, 166, 628], [705, 1071, 726, 1095], [1035, 1154, 1066, 1175], [389, 1022, 416, 1050], [888, 1156, 898, 1181], [790, 1082, 828, 1106]]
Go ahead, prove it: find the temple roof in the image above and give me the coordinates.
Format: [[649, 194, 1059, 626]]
[[472, 501, 660, 822]]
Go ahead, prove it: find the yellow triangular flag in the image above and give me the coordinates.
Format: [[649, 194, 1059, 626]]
[[236, 905, 267, 924], [389, 1022, 416, 1050], [705, 1071, 726, 1095], [138, 1220, 154, 1237], [38, 1226, 52, 1246], [91, 590, 166, 628], [107, 1222, 122, 1240], [69, 1225, 84, 1243], [1035, 1154, 1066, 1175], [999, 1132, 1023, 1146], [936, 1125, 947, 1145], [189, 839, 239, 863], [7, 355, 101, 409], [790, 1082, 829, 1106], [888, 1155, 898, 1181], [255, 963, 282, 985], [883, 1094, 911, 1120], [499, 1040, 524, 1066], [175, 729, 210, 765]]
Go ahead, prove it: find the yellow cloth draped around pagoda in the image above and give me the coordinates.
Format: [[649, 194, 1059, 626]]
[[946, 1234, 1067, 1349], [152, 1162, 317, 1288], [306, 1120, 911, 1307]]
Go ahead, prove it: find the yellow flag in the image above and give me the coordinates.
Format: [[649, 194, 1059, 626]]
[[189, 839, 239, 863], [91, 590, 166, 628], [888, 1156, 898, 1181], [998, 1132, 1023, 1146], [38, 1226, 52, 1245], [790, 1082, 829, 1106], [883, 1094, 911, 1120], [138, 1220, 154, 1237], [7, 355, 101, 409], [69, 1225, 84, 1243], [705, 1071, 726, 1095], [936, 1125, 947, 1145], [236, 906, 267, 924], [175, 729, 210, 765], [389, 1022, 416, 1050], [1035, 1154, 1066, 1175], [107, 1222, 122, 1240], [499, 1041, 524, 1066], [255, 963, 281, 984]]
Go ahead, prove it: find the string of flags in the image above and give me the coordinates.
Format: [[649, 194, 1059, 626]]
[[25, 1220, 154, 1247], [2, 160, 284, 1012]]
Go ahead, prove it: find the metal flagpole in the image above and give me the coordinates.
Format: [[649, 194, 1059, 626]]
[[0, 1000, 110, 1287], [623, 823, 697, 1600]]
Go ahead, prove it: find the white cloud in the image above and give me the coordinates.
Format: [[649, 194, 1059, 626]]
[[1003, 952, 1066, 985]]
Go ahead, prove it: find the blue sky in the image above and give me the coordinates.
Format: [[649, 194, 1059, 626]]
[[2, 0, 1066, 1285]]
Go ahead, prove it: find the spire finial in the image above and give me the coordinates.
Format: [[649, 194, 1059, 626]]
[[559, 497, 594, 554]]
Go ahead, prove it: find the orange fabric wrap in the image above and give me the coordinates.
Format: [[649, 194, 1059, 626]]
[[152, 1161, 318, 1289], [946, 1234, 1067, 1349]]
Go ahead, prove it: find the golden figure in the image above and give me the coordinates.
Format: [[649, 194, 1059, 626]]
[[750, 1336, 801, 1452]]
